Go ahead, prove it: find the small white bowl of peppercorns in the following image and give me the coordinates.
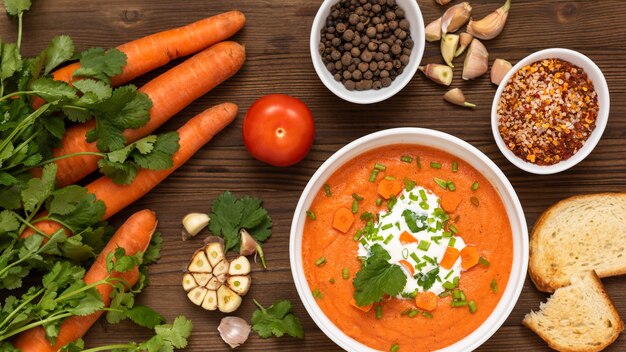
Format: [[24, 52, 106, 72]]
[[311, 0, 425, 104], [491, 48, 609, 174]]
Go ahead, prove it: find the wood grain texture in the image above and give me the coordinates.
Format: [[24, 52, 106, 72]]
[[2, 0, 626, 350]]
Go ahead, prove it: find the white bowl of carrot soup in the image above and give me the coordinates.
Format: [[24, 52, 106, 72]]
[[290, 128, 528, 352]]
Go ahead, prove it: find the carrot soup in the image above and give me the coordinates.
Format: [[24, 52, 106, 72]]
[[302, 145, 513, 351]]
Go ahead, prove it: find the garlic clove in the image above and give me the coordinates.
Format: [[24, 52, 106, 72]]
[[435, 0, 453, 5], [216, 273, 228, 284], [491, 58, 513, 85], [205, 237, 226, 267], [454, 33, 473, 57], [188, 249, 212, 273], [441, 2, 472, 34], [467, 0, 511, 40], [218, 285, 243, 313], [192, 272, 212, 287], [202, 289, 218, 311], [425, 17, 442, 42], [462, 39, 489, 80], [182, 213, 210, 240], [441, 34, 459, 67], [443, 88, 476, 108], [187, 286, 208, 306], [182, 273, 198, 292], [207, 276, 222, 290], [239, 229, 258, 256], [229, 256, 251, 276], [419, 64, 453, 86], [227, 275, 251, 296], [218, 316, 251, 349], [213, 259, 230, 277]]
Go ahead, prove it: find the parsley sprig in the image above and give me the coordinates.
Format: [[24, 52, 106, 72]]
[[353, 244, 407, 306]]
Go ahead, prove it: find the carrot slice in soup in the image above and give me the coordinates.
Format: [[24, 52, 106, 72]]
[[398, 260, 415, 276], [439, 246, 460, 270], [332, 207, 354, 233], [460, 245, 480, 270], [441, 192, 462, 213], [399, 231, 418, 245], [415, 291, 437, 311], [377, 179, 401, 199], [350, 297, 373, 312]]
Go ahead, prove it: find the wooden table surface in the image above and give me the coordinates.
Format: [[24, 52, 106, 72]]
[[2, 0, 626, 351]]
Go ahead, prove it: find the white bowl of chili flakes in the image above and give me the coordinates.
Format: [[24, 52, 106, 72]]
[[491, 48, 609, 174]]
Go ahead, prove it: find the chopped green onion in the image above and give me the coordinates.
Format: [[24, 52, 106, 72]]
[[419, 189, 427, 201], [402, 248, 409, 259], [471, 181, 479, 191], [444, 270, 454, 280], [404, 178, 416, 191], [384, 234, 394, 244], [315, 256, 327, 266], [431, 236, 442, 244], [468, 300, 477, 314], [453, 276, 459, 287], [439, 290, 451, 298], [342, 268, 349, 280], [306, 210, 316, 220], [417, 240, 431, 251], [452, 161, 458, 172], [447, 181, 456, 191], [381, 223, 393, 231], [324, 183, 332, 197], [409, 193, 419, 201], [422, 255, 436, 265], [360, 212, 373, 221], [401, 155, 413, 163], [448, 237, 457, 247], [376, 197, 383, 206], [384, 175, 396, 180], [434, 178, 448, 189], [352, 199, 359, 214], [360, 238, 368, 246], [451, 301, 467, 307], [352, 193, 364, 201], [442, 231, 452, 238], [374, 163, 387, 171], [491, 279, 498, 293], [329, 278, 335, 283], [422, 311, 433, 318], [459, 290, 466, 302], [449, 224, 459, 234], [312, 288, 323, 299], [390, 343, 400, 352], [416, 156, 422, 169], [430, 161, 442, 169], [410, 253, 420, 263], [369, 169, 380, 182], [479, 256, 491, 267], [400, 308, 412, 316], [419, 201, 429, 210], [376, 305, 383, 319], [416, 261, 428, 270], [387, 195, 397, 210], [470, 196, 479, 207], [442, 281, 456, 290], [408, 309, 419, 318], [353, 230, 363, 242]]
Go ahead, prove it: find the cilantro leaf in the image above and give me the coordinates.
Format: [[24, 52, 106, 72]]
[[126, 304, 165, 329], [353, 244, 407, 306], [30, 77, 77, 103], [72, 47, 127, 83], [97, 158, 137, 185], [417, 267, 440, 291], [0, 210, 19, 233], [132, 132, 179, 170], [43, 35, 74, 75], [3, 0, 30, 16], [153, 316, 193, 349], [73, 78, 112, 103], [143, 231, 162, 265], [21, 163, 56, 213], [402, 209, 428, 233], [1, 42, 22, 81], [251, 299, 304, 339]]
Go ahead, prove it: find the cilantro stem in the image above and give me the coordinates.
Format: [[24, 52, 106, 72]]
[[17, 12, 24, 50], [0, 287, 45, 331], [12, 211, 51, 239], [33, 216, 75, 235], [0, 311, 74, 341], [0, 246, 37, 279], [0, 104, 50, 154], [0, 90, 39, 102], [56, 276, 127, 302], [80, 344, 136, 352], [252, 298, 266, 313]]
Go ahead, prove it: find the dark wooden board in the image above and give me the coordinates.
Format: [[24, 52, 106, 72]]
[[1, 0, 626, 350]]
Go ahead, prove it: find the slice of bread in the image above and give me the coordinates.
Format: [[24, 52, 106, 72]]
[[529, 193, 626, 292], [523, 271, 624, 352]]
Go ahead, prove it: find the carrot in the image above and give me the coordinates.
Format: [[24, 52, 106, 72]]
[[439, 246, 460, 270], [21, 103, 237, 239], [399, 231, 418, 245], [398, 259, 415, 276], [32, 11, 245, 109], [377, 178, 401, 199], [460, 245, 480, 270], [440, 192, 462, 213], [414, 291, 437, 312], [349, 297, 373, 313], [50, 41, 246, 187], [332, 207, 354, 233], [13, 209, 157, 352]]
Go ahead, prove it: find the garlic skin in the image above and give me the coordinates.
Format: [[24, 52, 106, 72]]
[[441, 2, 472, 34], [419, 64, 453, 86], [443, 88, 476, 108], [435, 0, 453, 5], [454, 33, 473, 57], [441, 34, 459, 67], [467, 0, 511, 40], [239, 229, 258, 256], [218, 316, 251, 349], [181, 213, 210, 241], [425, 17, 442, 42], [462, 39, 489, 80], [491, 58, 513, 85]]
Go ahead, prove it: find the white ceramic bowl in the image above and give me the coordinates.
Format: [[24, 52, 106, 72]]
[[309, 0, 425, 104], [491, 48, 610, 174], [290, 128, 529, 352]]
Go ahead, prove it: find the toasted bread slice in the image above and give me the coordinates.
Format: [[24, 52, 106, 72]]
[[529, 193, 626, 292], [523, 271, 624, 352]]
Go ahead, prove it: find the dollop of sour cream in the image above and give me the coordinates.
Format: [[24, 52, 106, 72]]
[[358, 186, 467, 296]]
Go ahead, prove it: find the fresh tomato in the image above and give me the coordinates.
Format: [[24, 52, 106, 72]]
[[242, 94, 315, 167]]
